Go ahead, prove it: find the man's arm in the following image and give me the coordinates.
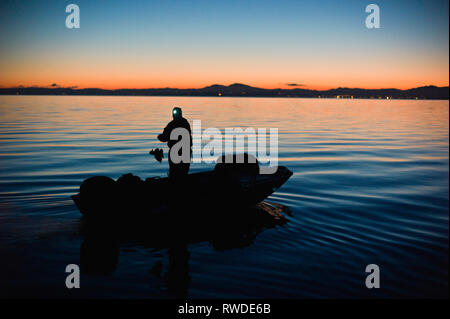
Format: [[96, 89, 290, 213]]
[[157, 123, 172, 142]]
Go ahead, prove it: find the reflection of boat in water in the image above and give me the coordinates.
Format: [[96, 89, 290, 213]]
[[71, 154, 293, 219], [79, 201, 292, 250], [74, 154, 293, 297], [79, 201, 292, 298]]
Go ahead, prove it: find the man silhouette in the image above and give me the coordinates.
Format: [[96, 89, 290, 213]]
[[158, 107, 192, 179]]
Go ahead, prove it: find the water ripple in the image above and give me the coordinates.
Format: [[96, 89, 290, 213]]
[[0, 96, 448, 298]]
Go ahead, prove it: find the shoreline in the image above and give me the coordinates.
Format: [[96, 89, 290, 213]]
[[0, 94, 447, 101], [0, 84, 448, 100]]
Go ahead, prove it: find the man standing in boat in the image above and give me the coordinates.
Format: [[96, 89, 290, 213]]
[[157, 107, 192, 179]]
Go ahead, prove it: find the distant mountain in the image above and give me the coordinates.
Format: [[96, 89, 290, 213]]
[[404, 86, 449, 99], [0, 84, 448, 99]]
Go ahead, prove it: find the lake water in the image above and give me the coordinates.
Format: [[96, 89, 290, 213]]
[[0, 96, 448, 298]]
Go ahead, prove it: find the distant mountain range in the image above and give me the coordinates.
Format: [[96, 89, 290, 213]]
[[0, 83, 448, 99]]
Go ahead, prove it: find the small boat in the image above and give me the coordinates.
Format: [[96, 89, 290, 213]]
[[71, 154, 293, 219]]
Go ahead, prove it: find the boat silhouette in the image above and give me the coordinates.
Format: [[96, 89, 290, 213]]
[[71, 154, 293, 219]]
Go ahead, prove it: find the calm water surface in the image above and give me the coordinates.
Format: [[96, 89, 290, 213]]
[[0, 96, 448, 298]]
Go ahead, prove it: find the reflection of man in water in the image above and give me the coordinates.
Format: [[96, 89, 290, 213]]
[[165, 244, 190, 298], [158, 107, 192, 179]]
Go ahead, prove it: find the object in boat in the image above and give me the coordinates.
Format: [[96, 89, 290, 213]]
[[149, 148, 164, 162]]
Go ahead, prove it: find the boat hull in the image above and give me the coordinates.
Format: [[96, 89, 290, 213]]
[[71, 166, 293, 219]]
